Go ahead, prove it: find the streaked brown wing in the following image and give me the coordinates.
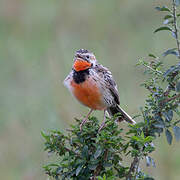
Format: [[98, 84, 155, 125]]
[[94, 64, 120, 105]]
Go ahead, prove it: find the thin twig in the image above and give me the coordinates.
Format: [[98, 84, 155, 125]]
[[126, 155, 139, 180], [134, 157, 140, 178], [92, 149, 109, 180], [162, 94, 180, 103], [163, 85, 171, 97], [172, 0, 180, 58], [143, 63, 163, 75]]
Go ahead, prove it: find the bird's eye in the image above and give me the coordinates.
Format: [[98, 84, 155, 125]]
[[86, 55, 90, 59]]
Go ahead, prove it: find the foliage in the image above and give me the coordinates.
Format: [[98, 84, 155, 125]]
[[137, 0, 180, 146], [42, 117, 155, 180], [43, 0, 180, 179]]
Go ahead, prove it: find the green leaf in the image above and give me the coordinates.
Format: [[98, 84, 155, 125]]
[[164, 15, 173, 19], [163, 110, 173, 122], [97, 177, 103, 180], [144, 178, 154, 180], [173, 126, 180, 141], [163, 19, 170, 25], [82, 145, 88, 158], [44, 163, 59, 167], [172, 31, 177, 39], [94, 146, 102, 159], [151, 158, 156, 168], [146, 156, 156, 168], [103, 162, 113, 168], [148, 54, 156, 58], [163, 65, 176, 77], [146, 156, 151, 167], [144, 136, 154, 143], [56, 167, 63, 174], [144, 145, 155, 153], [154, 115, 165, 128], [88, 163, 98, 170], [175, 81, 180, 92], [154, 26, 172, 33], [155, 6, 171, 12], [162, 48, 178, 57], [76, 164, 83, 176], [131, 135, 140, 141], [165, 129, 173, 145], [41, 131, 50, 141], [141, 131, 145, 138]]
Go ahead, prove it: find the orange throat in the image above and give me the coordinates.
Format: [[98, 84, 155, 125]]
[[73, 59, 91, 72]]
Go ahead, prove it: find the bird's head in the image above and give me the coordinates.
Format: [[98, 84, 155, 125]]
[[73, 49, 97, 72]]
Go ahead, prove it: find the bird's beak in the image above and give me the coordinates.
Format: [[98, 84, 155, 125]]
[[73, 59, 92, 72]]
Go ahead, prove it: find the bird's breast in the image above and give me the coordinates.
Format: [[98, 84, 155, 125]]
[[70, 77, 106, 110]]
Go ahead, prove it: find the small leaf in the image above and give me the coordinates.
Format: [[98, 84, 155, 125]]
[[148, 54, 156, 58], [56, 167, 63, 174], [76, 164, 83, 176], [41, 131, 50, 141], [172, 31, 177, 39], [153, 123, 164, 128], [154, 26, 172, 33], [82, 145, 88, 158], [146, 156, 151, 167], [154, 115, 165, 128], [94, 146, 102, 159], [103, 162, 113, 168], [131, 136, 140, 141], [173, 126, 180, 141], [144, 136, 154, 143], [163, 110, 173, 122], [97, 177, 103, 180], [155, 6, 171, 12], [165, 129, 173, 145], [162, 48, 178, 57], [175, 81, 180, 92], [164, 15, 173, 19], [132, 114, 141, 119], [151, 158, 156, 168], [163, 65, 176, 77], [154, 127, 164, 134], [163, 19, 169, 25], [88, 163, 98, 170], [55, 175, 59, 180], [146, 156, 156, 168], [45, 163, 59, 167]]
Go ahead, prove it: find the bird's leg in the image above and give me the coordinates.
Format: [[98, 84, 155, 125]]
[[98, 110, 107, 132], [80, 109, 93, 131]]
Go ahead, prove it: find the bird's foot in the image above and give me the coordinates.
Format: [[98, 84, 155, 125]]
[[80, 118, 88, 131], [98, 122, 106, 132]]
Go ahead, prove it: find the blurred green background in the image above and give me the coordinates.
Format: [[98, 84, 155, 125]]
[[1, 0, 180, 179]]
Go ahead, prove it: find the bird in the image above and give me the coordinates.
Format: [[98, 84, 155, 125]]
[[63, 49, 136, 131]]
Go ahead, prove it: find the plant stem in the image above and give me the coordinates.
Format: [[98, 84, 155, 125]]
[[163, 93, 180, 103], [143, 63, 163, 75], [172, 0, 180, 58], [126, 155, 140, 180]]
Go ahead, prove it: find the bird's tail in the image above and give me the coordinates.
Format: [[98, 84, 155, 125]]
[[107, 106, 136, 125]]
